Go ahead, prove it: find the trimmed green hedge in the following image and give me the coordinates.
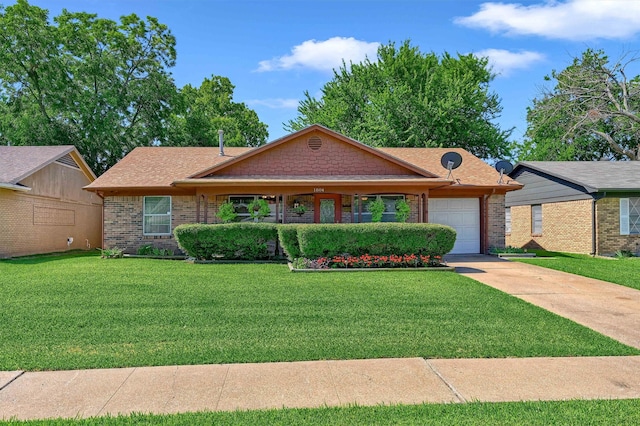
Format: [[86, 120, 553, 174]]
[[277, 224, 303, 260], [174, 223, 278, 260], [282, 223, 456, 259]]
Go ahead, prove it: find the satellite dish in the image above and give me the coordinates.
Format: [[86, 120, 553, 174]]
[[440, 152, 463, 179], [495, 160, 513, 174], [441, 152, 463, 170], [495, 160, 513, 184]]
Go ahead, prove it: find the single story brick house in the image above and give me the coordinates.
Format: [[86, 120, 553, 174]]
[[0, 146, 103, 258], [84, 125, 522, 254], [505, 161, 640, 255]]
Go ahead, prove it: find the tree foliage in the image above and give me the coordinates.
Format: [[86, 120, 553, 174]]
[[0, 1, 268, 175], [521, 49, 640, 161], [286, 40, 511, 159], [0, 0, 178, 175], [167, 75, 267, 148]]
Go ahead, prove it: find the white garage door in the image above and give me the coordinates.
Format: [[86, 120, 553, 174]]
[[428, 198, 480, 254]]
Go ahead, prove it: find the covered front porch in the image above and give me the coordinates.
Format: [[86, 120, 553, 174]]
[[174, 177, 453, 225]]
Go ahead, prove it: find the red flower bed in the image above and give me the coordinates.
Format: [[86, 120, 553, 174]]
[[293, 254, 444, 269]]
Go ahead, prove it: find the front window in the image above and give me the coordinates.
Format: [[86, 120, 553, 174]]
[[531, 204, 542, 235], [620, 198, 640, 235], [229, 195, 277, 222], [505, 207, 511, 234], [354, 195, 405, 222], [143, 196, 171, 235]]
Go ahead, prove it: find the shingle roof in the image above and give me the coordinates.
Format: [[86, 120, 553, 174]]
[[86, 125, 520, 192], [0, 145, 77, 184], [380, 147, 505, 186], [84, 146, 251, 189], [513, 161, 640, 192], [87, 145, 513, 191]]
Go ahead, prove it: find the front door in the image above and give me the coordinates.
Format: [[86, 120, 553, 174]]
[[314, 194, 342, 223]]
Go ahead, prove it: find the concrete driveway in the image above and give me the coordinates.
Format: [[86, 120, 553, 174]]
[[446, 255, 640, 349]]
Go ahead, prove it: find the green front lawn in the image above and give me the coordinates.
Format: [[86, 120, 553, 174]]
[[3, 400, 640, 425], [516, 251, 640, 290], [0, 254, 637, 371]]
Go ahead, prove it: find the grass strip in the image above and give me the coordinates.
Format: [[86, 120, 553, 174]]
[[515, 251, 640, 290], [2, 399, 640, 425]]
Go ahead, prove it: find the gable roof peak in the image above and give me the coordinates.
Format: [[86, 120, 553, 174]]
[[189, 125, 439, 179]]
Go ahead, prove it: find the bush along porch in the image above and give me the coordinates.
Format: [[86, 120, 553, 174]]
[[175, 222, 456, 269], [280, 223, 456, 270]]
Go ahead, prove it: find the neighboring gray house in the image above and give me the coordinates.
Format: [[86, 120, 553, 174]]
[[506, 161, 640, 255]]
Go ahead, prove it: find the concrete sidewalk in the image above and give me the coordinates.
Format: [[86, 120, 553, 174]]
[[446, 255, 640, 349], [3, 255, 640, 421], [2, 356, 640, 421]]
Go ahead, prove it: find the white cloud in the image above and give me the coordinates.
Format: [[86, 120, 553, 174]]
[[257, 37, 380, 72], [246, 98, 299, 109], [455, 0, 640, 41], [474, 49, 545, 77]]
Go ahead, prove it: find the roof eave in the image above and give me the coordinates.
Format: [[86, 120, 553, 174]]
[[0, 182, 32, 192], [172, 178, 452, 188]]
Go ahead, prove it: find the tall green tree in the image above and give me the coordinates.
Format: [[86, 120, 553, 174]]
[[167, 76, 268, 148], [0, 0, 178, 175], [521, 49, 640, 161], [286, 40, 511, 159]]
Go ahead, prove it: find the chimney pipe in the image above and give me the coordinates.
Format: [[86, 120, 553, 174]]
[[218, 129, 224, 156]]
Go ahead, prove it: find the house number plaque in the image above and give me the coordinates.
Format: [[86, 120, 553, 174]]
[[314, 188, 325, 193]]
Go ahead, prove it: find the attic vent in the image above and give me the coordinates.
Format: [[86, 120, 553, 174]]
[[307, 136, 323, 151], [56, 154, 79, 168]]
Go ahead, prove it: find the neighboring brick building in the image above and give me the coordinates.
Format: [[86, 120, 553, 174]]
[[85, 125, 521, 255], [506, 161, 640, 256], [0, 146, 102, 258]]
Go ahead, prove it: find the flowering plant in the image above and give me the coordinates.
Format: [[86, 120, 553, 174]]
[[293, 253, 444, 269]]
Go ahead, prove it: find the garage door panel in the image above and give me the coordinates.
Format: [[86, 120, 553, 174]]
[[428, 198, 480, 254]]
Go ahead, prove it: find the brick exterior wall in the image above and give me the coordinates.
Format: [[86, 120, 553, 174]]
[[596, 197, 640, 256], [0, 190, 102, 258], [104, 195, 197, 254], [506, 199, 593, 254], [487, 194, 506, 250]]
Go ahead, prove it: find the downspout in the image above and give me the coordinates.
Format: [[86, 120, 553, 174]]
[[591, 192, 606, 256]]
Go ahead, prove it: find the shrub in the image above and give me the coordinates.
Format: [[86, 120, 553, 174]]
[[294, 223, 456, 259], [367, 198, 386, 222], [101, 247, 123, 259], [137, 245, 174, 256], [395, 199, 411, 223], [247, 199, 271, 222], [174, 223, 278, 260], [277, 224, 304, 260], [216, 202, 238, 223]]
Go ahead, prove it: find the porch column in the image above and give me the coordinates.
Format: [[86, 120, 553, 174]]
[[282, 195, 287, 224], [422, 191, 429, 223], [196, 194, 201, 223], [203, 195, 209, 224], [351, 195, 355, 223]]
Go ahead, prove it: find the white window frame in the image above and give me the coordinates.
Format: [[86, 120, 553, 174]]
[[354, 194, 405, 223], [620, 197, 640, 235], [505, 207, 511, 234], [531, 204, 542, 235], [143, 196, 172, 236]]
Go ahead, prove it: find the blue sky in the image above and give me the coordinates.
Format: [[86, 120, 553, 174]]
[[16, 0, 640, 146]]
